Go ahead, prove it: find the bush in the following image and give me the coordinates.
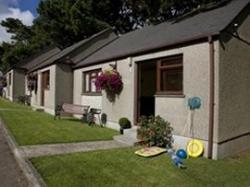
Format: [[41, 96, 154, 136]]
[[101, 113, 107, 125], [137, 116, 173, 148], [119, 117, 131, 129]]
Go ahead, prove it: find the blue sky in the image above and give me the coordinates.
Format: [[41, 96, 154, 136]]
[[0, 0, 41, 42], [17, 0, 41, 16]]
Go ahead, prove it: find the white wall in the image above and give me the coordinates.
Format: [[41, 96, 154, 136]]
[[216, 9, 250, 158], [73, 60, 136, 129], [74, 42, 218, 138], [5, 70, 14, 101], [29, 65, 57, 115], [134, 42, 213, 141], [13, 69, 25, 100]]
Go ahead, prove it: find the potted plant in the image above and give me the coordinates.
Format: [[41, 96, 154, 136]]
[[118, 117, 131, 134], [95, 69, 123, 102], [101, 113, 107, 126], [27, 74, 38, 94]]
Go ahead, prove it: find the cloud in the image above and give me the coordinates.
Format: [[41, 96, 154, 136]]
[[0, 7, 34, 43]]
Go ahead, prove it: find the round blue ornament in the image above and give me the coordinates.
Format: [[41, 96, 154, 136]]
[[176, 149, 188, 159]]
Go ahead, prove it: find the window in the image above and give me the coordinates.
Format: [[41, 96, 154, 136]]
[[42, 70, 50, 90], [83, 69, 101, 94], [157, 54, 183, 95]]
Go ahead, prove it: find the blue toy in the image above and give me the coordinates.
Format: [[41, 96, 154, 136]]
[[188, 97, 201, 110], [176, 149, 188, 159], [167, 149, 186, 169]]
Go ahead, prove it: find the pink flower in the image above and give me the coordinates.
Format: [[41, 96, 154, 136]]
[[95, 70, 123, 94]]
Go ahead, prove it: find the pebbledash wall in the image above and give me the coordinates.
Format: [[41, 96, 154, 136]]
[[74, 12, 250, 159], [5, 70, 14, 101], [73, 59, 136, 130], [215, 9, 250, 159], [73, 41, 220, 158], [5, 69, 25, 101], [134, 42, 220, 159], [26, 64, 73, 115], [25, 65, 56, 114]]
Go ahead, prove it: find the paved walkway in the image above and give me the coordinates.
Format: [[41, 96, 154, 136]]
[[20, 140, 129, 158], [0, 127, 27, 187]]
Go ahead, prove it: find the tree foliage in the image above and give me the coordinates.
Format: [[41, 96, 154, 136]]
[[0, 0, 225, 71], [0, 17, 52, 71]]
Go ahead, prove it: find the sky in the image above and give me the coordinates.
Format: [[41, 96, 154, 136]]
[[0, 0, 40, 43]]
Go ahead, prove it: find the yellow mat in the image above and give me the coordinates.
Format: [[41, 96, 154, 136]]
[[135, 147, 166, 157]]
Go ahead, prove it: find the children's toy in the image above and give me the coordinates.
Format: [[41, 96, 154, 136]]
[[187, 139, 204, 158], [167, 149, 186, 169], [188, 97, 201, 110], [135, 147, 166, 157], [176, 149, 188, 159]]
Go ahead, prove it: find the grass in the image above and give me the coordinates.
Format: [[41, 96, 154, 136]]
[[0, 98, 31, 109], [0, 98, 118, 145], [31, 148, 250, 187]]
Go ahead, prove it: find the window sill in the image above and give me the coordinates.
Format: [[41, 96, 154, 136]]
[[81, 92, 102, 96], [154, 93, 185, 98]]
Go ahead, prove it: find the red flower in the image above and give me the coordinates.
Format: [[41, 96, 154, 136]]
[[95, 70, 123, 95]]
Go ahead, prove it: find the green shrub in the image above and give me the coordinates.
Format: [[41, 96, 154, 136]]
[[101, 113, 107, 125], [137, 116, 173, 148], [118, 117, 131, 129]]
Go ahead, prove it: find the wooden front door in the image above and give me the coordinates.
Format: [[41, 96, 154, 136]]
[[41, 71, 50, 106]]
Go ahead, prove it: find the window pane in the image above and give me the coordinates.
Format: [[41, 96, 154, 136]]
[[161, 68, 182, 92], [85, 74, 89, 92], [83, 69, 101, 93], [91, 78, 96, 92], [91, 72, 96, 77], [161, 55, 182, 66]]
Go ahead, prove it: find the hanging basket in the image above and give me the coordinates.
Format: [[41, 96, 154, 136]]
[[95, 69, 123, 102]]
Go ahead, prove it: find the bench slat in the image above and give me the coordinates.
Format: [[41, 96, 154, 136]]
[[61, 103, 90, 115]]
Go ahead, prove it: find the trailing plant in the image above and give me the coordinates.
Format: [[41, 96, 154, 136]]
[[119, 117, 131, 129], [137, 116, 173, 148], [95, 69, 123, 102]]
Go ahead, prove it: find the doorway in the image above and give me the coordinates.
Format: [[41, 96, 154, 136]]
[[137, 60, 156, 121], [40, 70, 50, 106]]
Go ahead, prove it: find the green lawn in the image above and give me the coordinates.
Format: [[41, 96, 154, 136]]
[[31, 148, 250, 187], [0, 98, 118, 145], [0, 98, 31, 109]]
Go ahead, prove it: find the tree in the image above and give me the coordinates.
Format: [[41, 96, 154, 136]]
[[0, 18, 52, 70], [0, 0, 225, 71], [36, 0, 108, 48], [1, 18, 33, 43]]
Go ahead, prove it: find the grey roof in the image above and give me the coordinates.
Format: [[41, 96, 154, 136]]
[[19, 47, 61, 71], [74, 0, 250, 69], [29, 28, 117, 73]]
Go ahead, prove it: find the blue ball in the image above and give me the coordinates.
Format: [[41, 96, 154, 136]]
[[176, 149, 187, 159]]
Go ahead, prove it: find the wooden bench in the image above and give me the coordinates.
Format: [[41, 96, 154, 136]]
[[54, 103, 90, 121]]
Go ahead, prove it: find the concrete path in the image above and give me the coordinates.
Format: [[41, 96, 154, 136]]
[[0, 127, 28, 187], [20, 140, 129, 158]]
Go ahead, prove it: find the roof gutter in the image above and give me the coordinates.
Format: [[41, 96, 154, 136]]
[[208, 35, 215, 159]]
